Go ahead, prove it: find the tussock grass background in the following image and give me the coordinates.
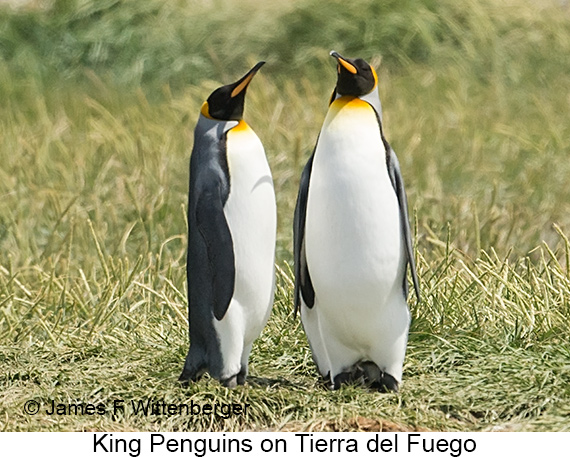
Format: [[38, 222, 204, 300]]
[[1, 0, 570, 431]]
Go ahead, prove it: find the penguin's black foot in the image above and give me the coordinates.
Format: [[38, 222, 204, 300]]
[[178, 365, 205, 386], [358, 361, 382, 383], [220, 374, 238, 389], [370, 372, 399, 393], [316, 372, 333, 390], [332, 371, 354, 390], [236, 366, 247, 386], [178, 374, 190, 387], [354, 361, 399, 393]]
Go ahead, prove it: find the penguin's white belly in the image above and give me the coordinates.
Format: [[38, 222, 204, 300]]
[[304, 97, 408, 377], [213, 122, 276, 376]]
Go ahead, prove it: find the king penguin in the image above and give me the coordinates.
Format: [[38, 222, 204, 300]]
[[179, 62, 276, 388], [293, 51, 420, 392]]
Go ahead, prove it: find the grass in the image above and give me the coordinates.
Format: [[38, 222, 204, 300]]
[[1, 0, 570, 431]]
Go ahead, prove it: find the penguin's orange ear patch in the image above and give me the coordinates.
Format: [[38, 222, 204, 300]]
[[200, 101, 213, 119]]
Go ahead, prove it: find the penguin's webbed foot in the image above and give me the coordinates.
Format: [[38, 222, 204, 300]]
[[353, 361, 400, 393], [178, 365, 206, 387], [356, 361, 399, 393], [221, 375, 238, 389], [236, 366, 247, 386], [221, 364, 248, 388], [332, 371, 353, 390], [316, 371, 333, 390], [370, 372, 399, 393]]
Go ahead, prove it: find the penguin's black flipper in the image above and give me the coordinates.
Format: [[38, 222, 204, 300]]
[[387, 146, 421, 302], [293, 151, 316, 314], [195, 181, 236, 320]]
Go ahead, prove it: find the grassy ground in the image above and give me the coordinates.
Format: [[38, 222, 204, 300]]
[[1, 0, 570, 431]]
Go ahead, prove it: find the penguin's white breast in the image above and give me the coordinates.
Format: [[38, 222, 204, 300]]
[[223, 121, 276, 318], [305, 97, 405, 306]]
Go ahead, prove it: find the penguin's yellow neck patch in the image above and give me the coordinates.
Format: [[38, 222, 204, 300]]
[[324, 96, 375, 129], [230, 120, 251, 133], [372, 67, 378, 88], [330, 95, 371, 113]]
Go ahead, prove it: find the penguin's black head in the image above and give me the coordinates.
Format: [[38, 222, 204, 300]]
[[201, 61, 265, 121], [330, 51, 377, 97]]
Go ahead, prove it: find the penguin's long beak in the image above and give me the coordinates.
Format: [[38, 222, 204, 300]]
[[231, 61, 266, 98], [330, 50, 357, 75]]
